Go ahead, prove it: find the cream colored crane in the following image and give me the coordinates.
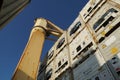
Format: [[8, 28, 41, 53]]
[[12, 18, 64, 80]]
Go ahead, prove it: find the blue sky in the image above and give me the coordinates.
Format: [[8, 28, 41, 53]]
[[0, 0, 88, 79]]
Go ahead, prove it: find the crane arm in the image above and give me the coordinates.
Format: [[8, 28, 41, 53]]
[[12, 18, 64, 80]]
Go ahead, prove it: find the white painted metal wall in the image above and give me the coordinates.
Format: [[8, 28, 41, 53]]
[[54, 46, 70, 78], [67, 15, 85, 43], [37, 1, 120, 80]]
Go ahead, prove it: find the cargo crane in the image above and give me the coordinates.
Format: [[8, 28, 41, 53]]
[[12, 18, 64, 80]]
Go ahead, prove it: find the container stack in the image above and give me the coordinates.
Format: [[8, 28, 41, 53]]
[[37, 0, 120, 80]]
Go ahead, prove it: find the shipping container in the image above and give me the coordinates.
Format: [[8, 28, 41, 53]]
[[37, 69, 45, 80], [45, 61, 55, 80], [37, 0, 120, 80], [73, 50, 115, 80], [55, 31, 68, 54], [67, 15, 85, 43], [109, 0, 120, 6], [55, 69, 73, 80], [98, 27, 120, 61], [47, 45, 56, 65], [37, 61, 46, 80], [80, 0, 106, 22], [107, 52, 120, 80], [69, 27, 97, 68], [96, 16, 120, 43], [88, 2, 120, 42], [54, 45, 71, 78]]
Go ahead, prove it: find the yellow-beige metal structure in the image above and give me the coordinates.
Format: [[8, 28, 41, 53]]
[[12, 18, 63, 80]]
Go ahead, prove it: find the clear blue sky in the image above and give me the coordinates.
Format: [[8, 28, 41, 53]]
[[0, 0, 88, 79]]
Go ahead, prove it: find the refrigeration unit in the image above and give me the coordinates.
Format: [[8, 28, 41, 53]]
[[73, 49, 115, 80], [55, 31, 68, 54], [37, 69, 46, 80], [36, 0, 120, 80], [47, 45, 56, 65], [87, 2, 120, 43], [80, 0, 106, 22], [67, 15, 85, 43], [37, 61, 46, 80], [110, 0, 120, 5], [45, 60, 55, 80], [108, 52, 120, 80], [98, 26, 120, 61], [54, 46, 71, 79], [55, 69, 73, 80], [69, 27, 97, 68]]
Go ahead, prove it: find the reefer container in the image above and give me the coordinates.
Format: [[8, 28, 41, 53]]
[[73, 50, 115, 80], [37, 62, 46, 80], [80, 0, 106, 22], [108, 52, 120, 80], [109, 0, 120, 5], [67, 15, 85, 43], [37, 69, 45, 80], [47, 44, 56, 65], [54, 45, 71, 78], [96, 16, 120, 43], [55, 69, 73, 80], [45, 60, 55, 80], [69, 27, 97, 68], [98, 27, 120, 61], [88, 2, 120, 43], [55, 31, 68, 54]]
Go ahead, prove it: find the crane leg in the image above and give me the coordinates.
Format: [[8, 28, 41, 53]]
[[12, 27, 46, 80]]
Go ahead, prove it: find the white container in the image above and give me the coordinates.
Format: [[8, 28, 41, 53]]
[[37, 69, 45, 80], [80, 0, 106, 22], [67, 15, 85, 43], [54, 46, 71, 78], [55, 69, 73, 80], [108, 52, 120, 79], [45, 61, 55, 80], [98, 27, 120, 61], [96, 16, 120, 43], [55, 31, 68, 54], [37, 62, 46, 80], [90, 67, 115, 80], [73, 50, 115, 80], [110, 0, 120, 5], [69, 27, 97, 67], [88, 2, 120, 41], [47, 45, 56, 65]]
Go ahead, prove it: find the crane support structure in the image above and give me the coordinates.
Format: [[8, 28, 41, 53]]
[[12, 18, 64, 80]]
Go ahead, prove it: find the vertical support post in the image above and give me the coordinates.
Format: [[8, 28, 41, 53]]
[[12, 27, 46, 80]]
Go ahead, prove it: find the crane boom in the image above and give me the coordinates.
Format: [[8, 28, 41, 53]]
[[12, 18, 64, 80]]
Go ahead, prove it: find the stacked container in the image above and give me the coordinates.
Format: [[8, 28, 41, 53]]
[[80, 0, 106, 23], [69, 27, 97, 68], [54, 31, 71, 79], [37, 0, 120, 80], [109, 0, 120, 5], [67, 15, 85, 43], [87, 1, 120, 43], [55, 69, 73, 80], [45, 60, 55, 80], [98, 20, 120, 61], [37, 59, 47, 80], [87, 0, 120, 79], [73, 50, 115, 80], [55, 31, 68, 54], [47, 44, 56, 65], [108, 52, 120, 79]]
